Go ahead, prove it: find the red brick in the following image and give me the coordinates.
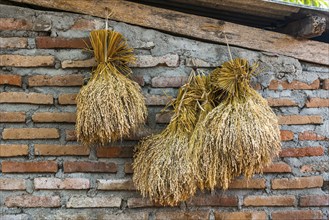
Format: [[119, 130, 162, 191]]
[[267, 98, 298, 107], [0, 74, 22, 86], [272, 176, 323, 189], [151, 76, 188, 88], [127, 198, 163, 208], [34, 144, 90, 156], [32, 112, 76, 123], [0, 55, 55, 67], [156, 112, 172, 124], [145, 94, 173, 106], [299, 194, 329, 206], [34, 177, 90, 190], [0, 145, 28, 157], [263, 162, 292, 173], [305, 98, 329, 107], [36, 37, 90, 49], [67, 196, 121, 208], [269, 79, 320, 90], [155, 211, 210, 220], [244, 195, 295, 206], [125, 162, 133, 174], [215, 211, 267, 220], [0, 37, 28, 49], [299, 131, 328, 141], [59, 94, 77, 105], [280, 130, 294, 141], [62, 58, 96, 68], [5, 195, 60, 208], [0, 112, 25, 122], [278, 115, 323, 125], [28, 74, 84, 87], [323, 79, 329, 90], [97, 179, 135, 190], [96, 146, 133, 158], [0, 178, 26, 190], [0, 92, 53, 104], [65, 130, 77, 141], [2, 128, 59, 140], [279, 146, 324, 157], [71, 19, 96, 30], [272, 210, 323, 220], [0, 18, 50, 31], [63, 161, 117, 173], [2, 161, 58, 173], [229, 178, 266, 189], [187, 195, 238, 207]]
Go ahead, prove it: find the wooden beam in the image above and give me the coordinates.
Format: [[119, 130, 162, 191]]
[[279, 16, 326, 38], [8, 0, 329, 66]]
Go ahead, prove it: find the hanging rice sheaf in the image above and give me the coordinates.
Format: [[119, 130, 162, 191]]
[[76, 30, 147, 146], [133, 73, 212, 206], [190, 58, 281, 190]]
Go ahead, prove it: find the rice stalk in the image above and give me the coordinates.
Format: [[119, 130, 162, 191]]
[[76, 30, 147, 146]]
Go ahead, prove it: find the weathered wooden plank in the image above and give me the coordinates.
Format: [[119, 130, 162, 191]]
[[279, 16, 326, 38], [9, 0, 329, 66]]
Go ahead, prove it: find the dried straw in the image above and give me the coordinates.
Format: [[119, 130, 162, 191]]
[[76, 30, 147, 146], [133, 73, 211, 206], [190, 58, 281, 190]]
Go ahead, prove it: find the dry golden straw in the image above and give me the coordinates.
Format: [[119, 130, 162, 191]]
[[133, 73, 211, 206], [190, 58, 281, 190], [76, 30, 147, 146]]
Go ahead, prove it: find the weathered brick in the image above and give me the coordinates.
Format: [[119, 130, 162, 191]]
[[269, 79, 320, 90], [0, 112, 25, 122], [156, 112, 172, 124], [186, 57, 220, 67], [299, 131, 328, 141], [155, 211, 210, 220], [214, 211, 267, 220], [131, 75, 145, 86], [145, 94, 173, 106], [66, 130, 77, 141], [2, 161, 58, 173], [96, 146, 133, 158], [187, 195, 238, 207], [300, 163, 329, 173], [305, 98, 329, 107], [32, 112, 76, 123], [151, 76, 188, 88], [97, 179, 135, 190], [71, 19, 97, 30], [5, 195, 60, 208], [279, 146, 324, 157], [34, 178, 90, 190], [0, 18, 51, 31], [244, 195, 295, 206], [0, 74, 22, 86], [59, 94, 77, 105], [0, 55, 55, 67], [125, 162, 133, 174], [263, 162, 292, 173], [127, 198, 162, 208], [0, 92, 53, 104], [280, 130, 294, 141], [278, 115, 323, 125], [66, 196, 121, 208], [299, 194, 329, 206], [229, 178, 266, 189], [131, 54, 179, 67], [272, 210, 323, 220], [98, 212, 148, 220], [323, 79, 329, 90], [34, 144, 90, 156], [0, 37, 28, 49], [2, 128, 59, 140], [0, 214, 30, 220], [61, 58, 96, 68], [0, 145, 28, 157], [0, 178, 26, 190], [28, 74, 84, 87], [272, 176, 323, 189], [267, 98, 298, 107], [64, 161, 117, 173], [36, 37, 90, 49]]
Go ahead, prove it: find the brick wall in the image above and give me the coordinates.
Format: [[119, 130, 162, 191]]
[[0, 4, 328, 220]]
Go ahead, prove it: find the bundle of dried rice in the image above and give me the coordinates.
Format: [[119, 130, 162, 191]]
[[190, 58, 281, 190], [76, 30, 147, 146], [133, 73, 211, 206]]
